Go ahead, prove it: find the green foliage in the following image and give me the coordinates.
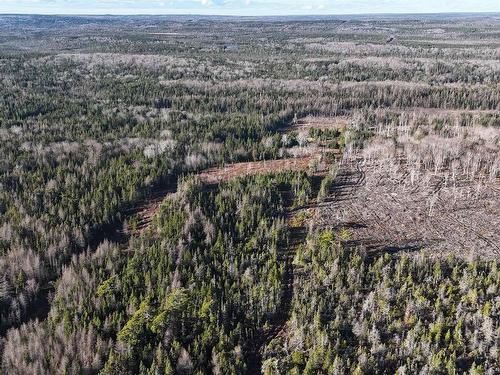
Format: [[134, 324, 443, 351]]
[[1, 14, 499, 375], [97, 275, 117, 298], [149, 288, 189, 334], [117, 298, 153, 346], [268, 232, 499, 374]]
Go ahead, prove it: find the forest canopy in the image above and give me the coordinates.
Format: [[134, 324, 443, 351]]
[[0, 13, 499, 375]]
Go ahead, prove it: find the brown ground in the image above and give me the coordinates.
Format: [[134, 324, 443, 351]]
[[125, 154, 333, 235], [315, 150, 500, 259], [118, 185, 177, 236], [126, 112, 500, 260], [198, 155, 327, 185]]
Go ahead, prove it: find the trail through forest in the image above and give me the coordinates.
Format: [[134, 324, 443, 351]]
[[246, 176, 324, 373], [16, 117, 341, 349], [113, 117, 342, 371], [124, 156, 329, 235]]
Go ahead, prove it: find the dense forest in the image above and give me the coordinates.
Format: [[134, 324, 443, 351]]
[[0, 13, 499, 374], [263, 232, 499, 374]]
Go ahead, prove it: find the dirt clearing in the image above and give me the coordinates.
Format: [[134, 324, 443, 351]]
[[315, 118, 500, 259]]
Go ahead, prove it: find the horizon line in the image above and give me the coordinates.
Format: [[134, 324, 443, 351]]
[[1, 11, 499, 17]]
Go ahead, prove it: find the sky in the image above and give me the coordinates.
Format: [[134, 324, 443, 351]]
[[0, 0, 499, 16]]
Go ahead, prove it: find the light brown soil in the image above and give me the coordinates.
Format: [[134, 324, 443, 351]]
[[315, 151, 500, 260], [198, 155, 327, 185], [126, 154, 333, 235]]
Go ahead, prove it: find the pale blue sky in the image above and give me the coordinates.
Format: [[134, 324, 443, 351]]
[[1, 0, 499, 15]]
